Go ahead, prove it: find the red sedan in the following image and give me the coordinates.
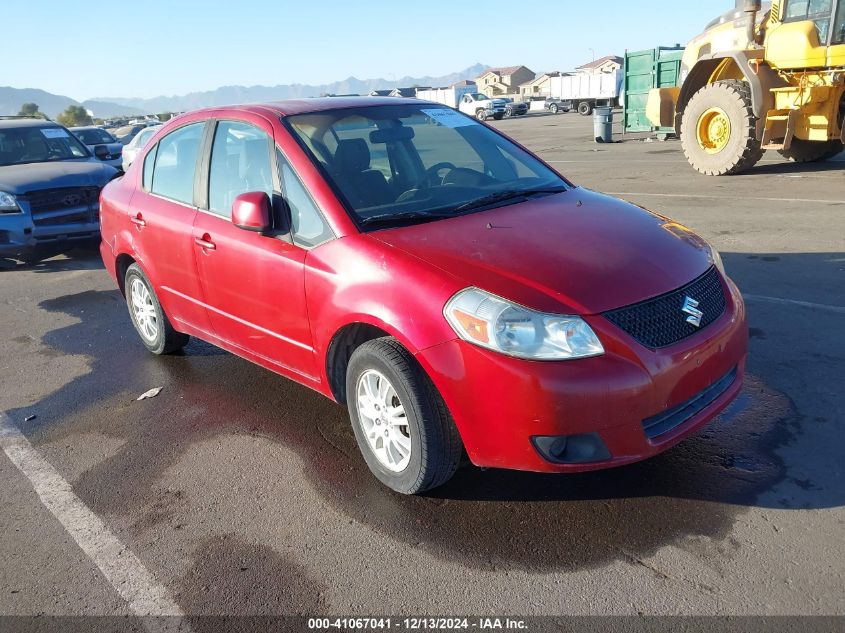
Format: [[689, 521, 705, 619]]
[[99, 98, 747, 494]]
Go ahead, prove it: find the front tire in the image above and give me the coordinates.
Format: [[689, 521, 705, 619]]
[[124, 263, 189, 354], [549, 103, 559, 114], [346, 338, 462, 495], [681, 80, 764, 176], [492, 112, 504, 120], [475, 109, 487, 121], [779, 139, 843, 163]]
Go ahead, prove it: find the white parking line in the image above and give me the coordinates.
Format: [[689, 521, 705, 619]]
[[603, 191, 843, 205], [0, 412, 185, 620], [743, 294, 845, 314]]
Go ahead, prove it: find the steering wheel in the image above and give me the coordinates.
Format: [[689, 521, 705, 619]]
[[419, 161, 457, 188]]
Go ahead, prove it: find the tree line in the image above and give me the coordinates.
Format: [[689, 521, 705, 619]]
[[16, 103, 175, 127]]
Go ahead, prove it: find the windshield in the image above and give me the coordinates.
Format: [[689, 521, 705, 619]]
[[114, 125, 144, 143], [73, 128, 116, 145], [0, 126, 90, 166], [286, 104, 568, 228]]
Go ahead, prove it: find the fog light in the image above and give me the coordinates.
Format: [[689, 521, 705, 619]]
[[532, 432, 611, 464]]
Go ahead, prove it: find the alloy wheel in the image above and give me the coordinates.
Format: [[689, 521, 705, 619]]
[[356, 369, 411, 472], [130, 277, 158, 342]]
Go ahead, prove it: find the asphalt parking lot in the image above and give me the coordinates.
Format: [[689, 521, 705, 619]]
[[1, 112, 843, 624]]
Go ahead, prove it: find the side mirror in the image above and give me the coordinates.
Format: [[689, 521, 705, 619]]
[[232, 191, 271, 233], [94, 145, 110, 160]]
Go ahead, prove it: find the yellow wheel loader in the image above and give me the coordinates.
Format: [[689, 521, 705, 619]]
[[647, 0, 845, 175]]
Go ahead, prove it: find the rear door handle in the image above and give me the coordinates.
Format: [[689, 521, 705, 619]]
[[130, 214, 146, 228], [194, 235, 216, 250]]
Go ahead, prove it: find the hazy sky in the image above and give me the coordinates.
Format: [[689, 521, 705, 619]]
[[2, 0, 721, 100]]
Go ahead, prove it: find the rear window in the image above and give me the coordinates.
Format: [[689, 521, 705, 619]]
[[74, 128, 116, 145]]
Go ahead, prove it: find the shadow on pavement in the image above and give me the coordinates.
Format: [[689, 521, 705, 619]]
[[6, 251, 842, 574], [0, 247, 104, 273]]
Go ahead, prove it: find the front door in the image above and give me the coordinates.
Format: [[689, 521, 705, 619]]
[[191, 118, 318, 381]]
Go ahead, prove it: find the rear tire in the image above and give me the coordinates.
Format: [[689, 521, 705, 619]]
[[578, 101, 593, 116], [346, 337, 462, 495], [549, 104, 559, 114], [124, 263, 189, 355], [680, 80, 764, 176], [778, 139, 843, 163]]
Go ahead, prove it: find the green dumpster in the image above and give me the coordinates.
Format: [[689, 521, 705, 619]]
[[623, 46, 685, 135]]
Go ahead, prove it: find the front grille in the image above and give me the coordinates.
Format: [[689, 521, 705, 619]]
[[641, 366, 738, 440], [22, 186, 100, 227], [603, 267, 726, 348]]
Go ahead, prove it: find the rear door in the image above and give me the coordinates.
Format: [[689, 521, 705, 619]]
[[191, 115, 329, 381], [129, 120, 212, 333]]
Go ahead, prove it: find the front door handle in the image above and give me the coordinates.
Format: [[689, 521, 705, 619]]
[[194, 235, 216, 250], [130, 214, 146, 228]]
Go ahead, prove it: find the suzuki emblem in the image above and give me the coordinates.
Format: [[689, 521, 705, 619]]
[[682, 296, 703, 328]]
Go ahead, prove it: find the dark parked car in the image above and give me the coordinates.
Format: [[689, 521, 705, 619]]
[[112, 124, 151, 145], [70, 126, 123, 171], [0, 117, 117, 262], [500, 98, 529, 117], [544, 98, 571, 114]]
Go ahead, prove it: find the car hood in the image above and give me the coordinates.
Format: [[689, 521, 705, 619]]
[[0, 160, 115, 194], [368, 187, 715, 315]]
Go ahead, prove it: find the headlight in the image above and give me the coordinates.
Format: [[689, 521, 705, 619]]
[[0, 191, 20, 213], [444, 288, 604, 360], [707, 243, 726, 276]]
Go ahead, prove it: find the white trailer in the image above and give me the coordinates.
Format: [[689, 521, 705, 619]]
[[547, 70, 622, 115], [415, 85, 476, 108]]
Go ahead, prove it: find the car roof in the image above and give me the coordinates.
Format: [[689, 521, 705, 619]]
[[184, 96, 432, 119], [0, 118, 63, 130]]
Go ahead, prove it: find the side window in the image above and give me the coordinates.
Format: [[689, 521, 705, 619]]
[[276, 149, 333, 248], [208, 121, 273, 217], [150, 122, 204, 205], [834, 1, 845, 43], [142, 143, 157, 190]]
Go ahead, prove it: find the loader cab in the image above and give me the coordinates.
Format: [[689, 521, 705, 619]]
[[765, 0, 845, 68]]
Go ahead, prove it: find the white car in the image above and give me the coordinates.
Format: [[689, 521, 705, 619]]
[[121, 125, 162, 170]]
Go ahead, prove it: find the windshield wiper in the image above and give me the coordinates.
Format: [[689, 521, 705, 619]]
[[453, 187, 567, 213], [360, 210, 455, 227]]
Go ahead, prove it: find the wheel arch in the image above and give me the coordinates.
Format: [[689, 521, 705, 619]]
[[676, 51, 786, 137], [325, 321, 419, 404], [115, 252, 137, 296]]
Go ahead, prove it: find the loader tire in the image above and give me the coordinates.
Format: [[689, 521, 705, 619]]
[[681, 80, 764, 176], [778, 139, 844, 163]]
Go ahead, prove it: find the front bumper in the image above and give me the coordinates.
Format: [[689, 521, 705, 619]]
[[416, 276, 748, 473], [0, 205, 100, 257]]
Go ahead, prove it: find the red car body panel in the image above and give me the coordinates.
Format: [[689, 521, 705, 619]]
[[99, 98, 748, 474], [416, 278, 746, 471]]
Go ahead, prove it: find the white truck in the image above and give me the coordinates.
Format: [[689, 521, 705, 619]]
[[546, 70, 622, 115], [415, 87, 507, 121]]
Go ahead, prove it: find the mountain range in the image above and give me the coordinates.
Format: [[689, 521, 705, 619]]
[[1, 64, 489, 119]]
